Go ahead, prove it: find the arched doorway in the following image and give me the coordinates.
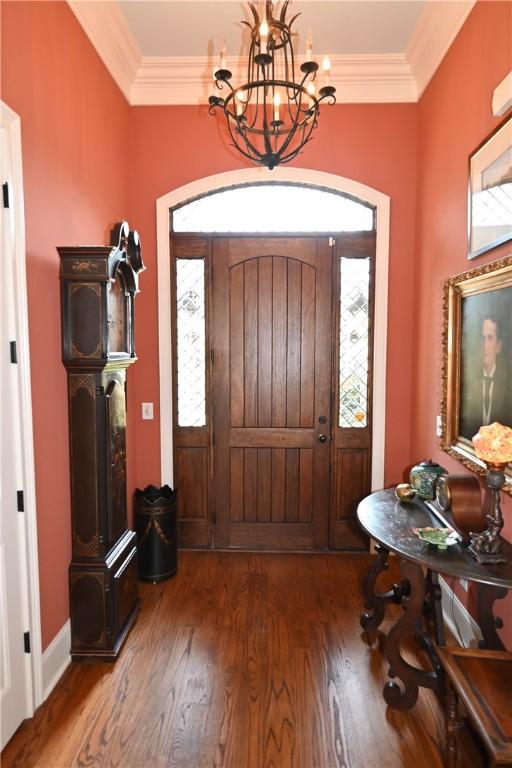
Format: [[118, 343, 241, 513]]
[[156, 168, 390, 550]]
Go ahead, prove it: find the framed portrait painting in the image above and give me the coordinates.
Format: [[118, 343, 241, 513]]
[[468, 115, 512, 260], [441, 254, 512, 492]]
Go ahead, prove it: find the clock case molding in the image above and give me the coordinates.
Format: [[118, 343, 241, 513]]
[[59, 222, 145, 660]]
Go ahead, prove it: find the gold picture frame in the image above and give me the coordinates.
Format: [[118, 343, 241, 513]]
[[441, 253, 512, 493]]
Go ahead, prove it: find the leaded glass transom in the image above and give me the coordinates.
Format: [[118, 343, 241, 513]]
[[176, 259, 206, 427], [173, 185, 374, 233], [339, 257, 370, 428]]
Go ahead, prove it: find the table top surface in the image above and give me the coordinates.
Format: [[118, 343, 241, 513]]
[[357, 489, 512, 589]]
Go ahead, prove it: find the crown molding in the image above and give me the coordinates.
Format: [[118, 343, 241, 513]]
[[68, 0, 476, 106], [130, 54, 416, 105], [406, 0, 477, 98], [67, 0, 141, 102]]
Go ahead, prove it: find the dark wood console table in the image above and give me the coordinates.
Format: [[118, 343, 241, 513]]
[[357, 489, 512, 711]]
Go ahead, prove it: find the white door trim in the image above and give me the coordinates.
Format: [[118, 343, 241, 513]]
[[1, 101, 43, 712], [156, 167, 390, 494]]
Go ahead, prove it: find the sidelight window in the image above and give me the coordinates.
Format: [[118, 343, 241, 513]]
[[176, 259, 206, 427], [339, 257, 371, 428]]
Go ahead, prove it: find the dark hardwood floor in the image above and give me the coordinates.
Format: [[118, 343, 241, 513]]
[[2, 552, 484, 768]]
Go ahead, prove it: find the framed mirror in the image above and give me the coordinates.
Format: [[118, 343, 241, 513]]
[[468, 116, 512, 260]]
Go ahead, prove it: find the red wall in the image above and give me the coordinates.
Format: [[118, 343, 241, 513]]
[[412, 0, 512, 647], [1, 1, 131, 648], [127, 103, 419, 495]]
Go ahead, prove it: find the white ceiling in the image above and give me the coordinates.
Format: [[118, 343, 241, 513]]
[[118, 1, 426, 57], [67, 0, 477, 105]]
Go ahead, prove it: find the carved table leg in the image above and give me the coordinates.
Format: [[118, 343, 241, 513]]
[[413, 570, 445, 678], [445, 684, 462, 768], [383, 559, 440, 711], [425, 569, 445, 646], [360, 545, 408, 634], [476, 583, 507, 650]]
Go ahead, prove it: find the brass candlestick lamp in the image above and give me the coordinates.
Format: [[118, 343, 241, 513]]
[[469, 422, 512, 564]]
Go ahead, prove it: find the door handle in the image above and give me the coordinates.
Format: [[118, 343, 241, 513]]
[[318, 434, 327, 443]]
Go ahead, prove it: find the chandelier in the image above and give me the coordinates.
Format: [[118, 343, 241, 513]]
[[208, 1, 336, 170]]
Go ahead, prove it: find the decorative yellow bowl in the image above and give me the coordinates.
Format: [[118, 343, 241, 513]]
[[395, 483, 415, 502]]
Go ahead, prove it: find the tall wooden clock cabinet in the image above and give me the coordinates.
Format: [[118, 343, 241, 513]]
[[59, 222, 145, 660]]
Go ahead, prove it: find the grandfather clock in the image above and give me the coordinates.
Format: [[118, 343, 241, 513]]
[[59, 222, 145, 660]]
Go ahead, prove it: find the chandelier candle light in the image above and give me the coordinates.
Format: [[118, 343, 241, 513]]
[[469, 422, 512, 564], [209, 1, 336, 170]]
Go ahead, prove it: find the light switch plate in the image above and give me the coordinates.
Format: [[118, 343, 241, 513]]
[[142, 402, 154, 420]]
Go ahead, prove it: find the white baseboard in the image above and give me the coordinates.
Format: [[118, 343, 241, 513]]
[[42, 620, 71, 700], [439, 576, 482, 648]]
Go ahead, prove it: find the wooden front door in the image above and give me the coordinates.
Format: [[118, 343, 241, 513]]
[[211, 238, 333, 549]]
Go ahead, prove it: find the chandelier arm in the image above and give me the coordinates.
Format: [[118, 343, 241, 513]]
[[246, 79, 261, 131], [245, 37, 256, 102], [225, 82, 318, 133], [299, 68, 317, 90], [291, 103, 319, 128], [284, 72, 303, 122], [276, 99, 318, 161], [273, 119, 300, 159], [223, 92, 240, 121], [215, 77, 236, 95], [248, 2, 259, 27], [225, 113, 258, 162], [285, 28, 297, 97], [261, 69, 274, 159], [318, 92, 337, 106], [279, 118, 317, 164], [229, 118, 266, 164]]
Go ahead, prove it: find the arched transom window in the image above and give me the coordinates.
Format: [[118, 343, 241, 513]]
[[172, 183, 375, 233]]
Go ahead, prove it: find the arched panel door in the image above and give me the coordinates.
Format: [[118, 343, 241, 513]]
[[211, 238, 333, 549]]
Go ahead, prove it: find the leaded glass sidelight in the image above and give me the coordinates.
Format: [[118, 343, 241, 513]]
[[176, 259, 206, 427], [339, 257, 370, 428]]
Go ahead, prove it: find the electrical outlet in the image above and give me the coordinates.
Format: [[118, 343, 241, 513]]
[[460, 578, 468, 592], [141, 402, 154, 420], [436, 415, 442, 437]]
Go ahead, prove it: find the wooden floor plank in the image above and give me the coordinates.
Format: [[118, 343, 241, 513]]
[[2, 551, 485, 768]]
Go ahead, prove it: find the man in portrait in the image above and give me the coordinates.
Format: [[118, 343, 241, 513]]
[[460, 312, 512, 440]]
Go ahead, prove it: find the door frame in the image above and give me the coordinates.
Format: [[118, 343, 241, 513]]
[[156, 168, 390, 494], [1, 101, 43, 726]]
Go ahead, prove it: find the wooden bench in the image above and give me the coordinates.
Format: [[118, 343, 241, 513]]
[[437, 647, 512, 767]]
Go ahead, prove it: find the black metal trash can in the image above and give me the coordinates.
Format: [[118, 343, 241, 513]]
[[134, 485, 177, 582]]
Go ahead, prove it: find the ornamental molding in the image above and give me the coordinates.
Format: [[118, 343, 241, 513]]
[[131, 54, 417, 105], [67, 0, 477, 106], [405, 0, 476, 98], [67, 0, 141, 102]]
